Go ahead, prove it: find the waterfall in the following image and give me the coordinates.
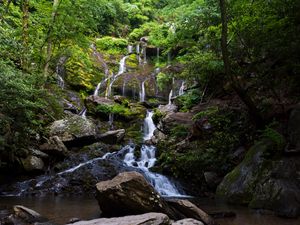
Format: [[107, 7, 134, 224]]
[[128, 45, 133, 54], [123, 111, 185, 197], [156, 47, 160, 64], [141, 45, 147, 64], [108, 113, 114, 129], [167, 51, 171, 66], [143, 111, 156, 141], [179, 81, 185, 96], [105, 56, 128, 98], [136, 44, 140, 54], [122, 81, 126, 96], [80, 108, 87, 118], [94, 77, 109, 96], [139, 80, 146, 102], [168, 90, 173, 105], [56, 57, 66, 89]]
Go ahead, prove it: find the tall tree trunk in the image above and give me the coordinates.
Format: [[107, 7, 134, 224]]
[[219, 0, 264, 127], [21, 0, 29, 71], [43, 0, 60, 77]]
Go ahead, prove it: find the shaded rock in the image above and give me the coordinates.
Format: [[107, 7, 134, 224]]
[[21, 156, 44, 172], [71, 213, 170, 225], [40, 136, 69, 157], [29, 148, 49, 159], [204, 172, 222, 190], [95, 171, 179, 219], [158, 111, 193, 134], [97, 129, 125, 144], [172, 218, 204, 225], [49, 115, 97, 147], [166, 199, 218, 225], [113, 95, 128, 105], [287, 104, 300, 153], [85, 96, 114, 117], [217, 140, 300, 218]]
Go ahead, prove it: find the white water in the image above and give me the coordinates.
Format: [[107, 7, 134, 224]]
[[108, 113, 114, 129], [80, 108, 87, 118], [106, 56, 128, 98], [157, 47, 160, 64], [139, 80, 146, 102], [122, 81, 126, 96], [94, 77, 109, 96], [123, 111, 184, 197], [168, 90, 173, 105], [128, 45, 133, 54], [136, 44, 140, 54], [57, 75, 65, 89], [179, 81, 185, 96]]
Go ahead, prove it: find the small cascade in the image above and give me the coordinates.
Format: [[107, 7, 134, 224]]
[[108, 113, 114, 129], [105, 55, 128, 98], [179, 81, 185, 96], [168, 90, 173, 105], [128, 45, 133, 54], [79, 108, 87, 118], [141, 45, 147, 64], [136, 44, 140, 54], [122, 81, 126, 96], [139, 80, 146, 102], [156, 47, 160, 64], [143, 111, 156, 141], [123, 111, 185, 197], [94, 77, 109, 96], [56, 57, 66, 89]]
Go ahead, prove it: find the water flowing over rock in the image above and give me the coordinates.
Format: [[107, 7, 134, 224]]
[[49, 115, 97, 147], [72, 213, 170, 225]]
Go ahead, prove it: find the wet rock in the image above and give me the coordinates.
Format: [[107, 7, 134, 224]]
[[286, 104, 300, 153], [166, 199, 218, 225], [97, 129, 125, 144], [85, 96, 114, 117], [216, 140, 300, 218], [204, 172, 222, 190], [21, 156, 44, 172], [158, 111, 193, 134], [40, 136, 69, 157], [95, 171, 179, 219], [71, 213, 170, 225], [29, 148, 49, 159], [113, 95, 128, 105], [49, 115, 97, 147], [172, 218, 204, 225]]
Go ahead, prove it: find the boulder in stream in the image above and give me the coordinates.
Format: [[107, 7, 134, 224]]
[[71, 213, 170, 225], [95, 171, 218, 225], [97, 129, 125, 144]]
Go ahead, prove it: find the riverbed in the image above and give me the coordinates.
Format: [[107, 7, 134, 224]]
[[1, 196, 299, 225]]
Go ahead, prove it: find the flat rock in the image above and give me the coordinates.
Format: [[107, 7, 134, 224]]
[[71, 213, 170, 225], [97, 129, 125, 144]]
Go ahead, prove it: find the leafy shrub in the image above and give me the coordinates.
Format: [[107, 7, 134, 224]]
[[175, 89, 201, 112], [95, 36, 128, 55]]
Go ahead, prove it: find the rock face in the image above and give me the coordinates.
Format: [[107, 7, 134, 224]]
[[85, 96, 114, 117], [21, 155, 44, 172], [97, 129, 125, 144], [49, 115, 97, 147], [40, 136, 69, 156], [96, 172, 218, 225], [216, 140, 300, 218], [287, 104, 300, 153], [72, 213, 170, 225], [96, 171, 179, 219]]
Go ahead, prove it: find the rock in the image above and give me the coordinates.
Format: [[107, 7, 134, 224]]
[[204, 172, 222, 190], [29, 148, 49, 159], [158, 104, 177, 115], [113, 95, 128, 105], [71, 213, 170, 225], [159, 111, 193, 134], [49, 115, 97, 147], [216, 140, 300, 218], [166, 199, 218, 225], [95, 171, 179, 219], [172, 218, 204, 225], [287, 104, 300, 153], [68, 218, 81, 223], [85, 96, 114, 117], [21, 155, 44, 172], [40, 136, 69, 156], [97, 129, 125, 144]]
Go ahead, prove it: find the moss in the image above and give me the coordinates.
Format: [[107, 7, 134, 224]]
[[95, 36, 128, 55], [126, 54, 139, 69]]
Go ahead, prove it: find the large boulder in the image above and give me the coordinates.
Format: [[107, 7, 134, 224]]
[[49, 115, 97, 147], [39, 136, 69, 156], [71, 213, 170, 225], [85, 96, 114, 117], [21, 155, 44, 172], [97, 129, 125, 144], [216, 140, 300, 218], [95, 172, 218, 225], [95, 171, 179, 219]]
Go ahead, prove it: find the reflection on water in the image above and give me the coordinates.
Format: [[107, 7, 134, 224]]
[[0, 196, 100, 224], [193, 198, 300, 225], [0, 196, 299, 225]]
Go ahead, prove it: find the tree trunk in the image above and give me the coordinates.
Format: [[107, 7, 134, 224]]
[[21, 0, 29, 71], [43, 0, 60, 77], [219, 0, 264, 127]]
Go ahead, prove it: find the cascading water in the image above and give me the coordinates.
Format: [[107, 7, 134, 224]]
[[156, 47, 160, 64], [108, 113, 114, 129], [179, 81, 185, 96], [139, 80, 146, 102], [106, 56, 128, 98], [122, 81, 126, 96], [123, 110, 184, 197], [168, 90, 173, 105], [56, 57, 66, 89], [128, 45, 133, 54]]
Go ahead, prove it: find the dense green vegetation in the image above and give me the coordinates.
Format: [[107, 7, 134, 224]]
[[0, 0, 299, 186]]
